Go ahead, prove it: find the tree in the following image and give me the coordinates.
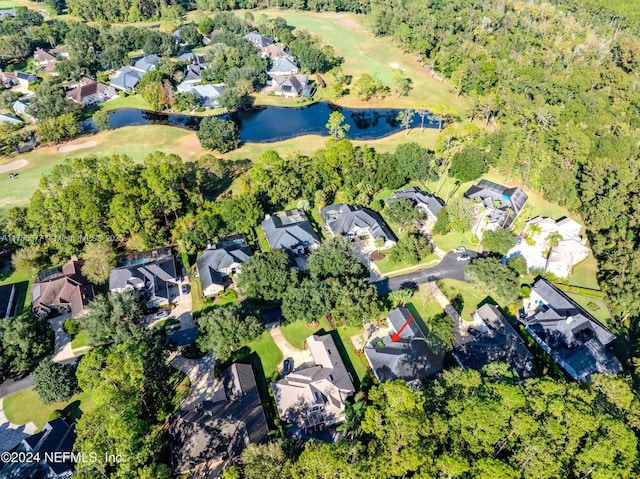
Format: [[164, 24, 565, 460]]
[[482, 227, 517, 255], [394, 142, 435, 181], [199, 17, 215, 35], [449, 146, 488, 181], [446, 197, 475, 233], [328, 277, 381, 327], [392, 69, 412, 97], [241, 443, 292, 479], [197, 117, 241, 153], [33, 359, 78, 404], [92, 110, 110, 131], [196, 304, 263, 361], [307, 237, 364, 279], [326, 111, 350, 139], [0, 313, 51, 373], [281, 278, 332, 324], [36, 113, 79, 144], [465, 257, 519, 304], [218, 87, 248, 111], [237, 250, 294, 302], [389, 288, 414, 307], [390, 233, 432, 263], [81, 242, 117, 284], [179, 23, 201, 47], [507, 255, 528, 275], [83, 291, 146, 346], [27, 81, 76, 120], [396, 109, 414, 133], [387, 199, 425, 229], [354, 73, 379, 100]]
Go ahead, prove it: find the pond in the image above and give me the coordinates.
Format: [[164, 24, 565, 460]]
[[96, 102, 440, 143]]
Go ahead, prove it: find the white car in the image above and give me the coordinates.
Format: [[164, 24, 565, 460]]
[[453, 246, 465, 253], [153, 310, 171, 320], [456, 253, 471, 262]]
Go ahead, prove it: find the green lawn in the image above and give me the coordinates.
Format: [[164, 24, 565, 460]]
[[255, 226, 271, 252], [432, 231, 476, 252], [405, 299, 446, 333], [566, 293, 612, 327], [438, 278, 491, 321], [0, 268, 33, 313], [570, 254, 601, 290], [71, 330, 90, 350], [3, 388, 95, 431], [100, 94, 151, 112], [153, 317, 180, 330], [213, 288, 237, 306], [190, 277, 205, 313], [374, 251, 438, 274], [281, 319, 320, 350], [241, 10, 468, 114]]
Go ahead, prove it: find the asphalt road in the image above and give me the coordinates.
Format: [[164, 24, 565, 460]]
[[372, 250, 481, 295], [0, 357, 79, 399]]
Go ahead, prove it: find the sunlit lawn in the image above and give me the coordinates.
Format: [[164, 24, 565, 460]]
[[566, 293, 612, 327], [3, 388, 95, 431], [438, 278, 490, 321], [70, 330, 90, 350], [374, 251, 438, 274], [570, 254, 601, 290], [0, 268, 33, 313]]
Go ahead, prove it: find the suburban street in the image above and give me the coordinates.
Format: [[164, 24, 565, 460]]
[[371, 250, 481, 295]]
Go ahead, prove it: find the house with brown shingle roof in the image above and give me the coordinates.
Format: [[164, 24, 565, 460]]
[[32, 258, 95, 318], [66, 77, 115, 106], [33, 47, 69, 76]]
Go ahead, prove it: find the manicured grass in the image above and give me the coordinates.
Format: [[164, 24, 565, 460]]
[[438, 278, 490, 321], [100, 94, 151, 112], [241, 10, 468, 114], [0, 0, 17, 7], [405, 299, 446, 334], [255, 226, 271, 252], [0, 267, 33, 313], [566, 293, 612, 326], [334, 324, 368, 383], [570, 254, 601, 290], [3, 388, 95, 431], [70, 330, 90, 349], [281, 319, 320, 350], [190, 277, 205, 313], [432, 231, 477, 252], [374, 251, 438, 274], [249, 332, 284, 381], [153, 317, 180, 330], [213, 288, 237, 306]]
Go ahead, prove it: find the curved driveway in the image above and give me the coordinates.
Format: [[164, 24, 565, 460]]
[[371, 250, 481, 295]]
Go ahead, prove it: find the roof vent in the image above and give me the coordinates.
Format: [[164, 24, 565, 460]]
[[566, 316, 574, 324]]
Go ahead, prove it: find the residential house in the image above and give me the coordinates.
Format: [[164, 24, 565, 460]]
[[464, 179, 528, 229], [109, 66, 144, 92], [175, 51, 207, 65], [261, 209, 321, 256], [268, 56, 299, 78], [66, 77, 116, 106], [33, 47, 69, 76], [0, 71, 36, 90], [0, 113, 22, 126], [32, 258, 95, 318], [321, 203, 397, 249], [509, 216, 590, 279], [263, 44, 295, 61], [12, 97, 30, 116], [453, 303, 534, 379], [0, 282, 18, 319], [271, 334, 355, 431], [109, 247, 179, 308], [364, 307, 444, 384], [0, 9, 16, 19], [0, 418, 76, 479], [385, 186, 445, 222], [274, 74, 310, 97], [177, 83, 224, 107], [521, 278, 622, 381], [196, 239, 253, 297], [182, 64, 205, 83], [202, 29, 224, 46], [243, 30, 274, 50], [110, 55, 160, 92], [170, 363, 269, 478]]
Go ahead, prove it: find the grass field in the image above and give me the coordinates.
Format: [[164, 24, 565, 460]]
[[3, 388, 95, 431], [374, 251, 438, 275], [0, 268, 33, 313], [438, 278, 491, 321], [570, 254, 601, 290], [240, 10, 468, 114], [566, 292, 612, 326]]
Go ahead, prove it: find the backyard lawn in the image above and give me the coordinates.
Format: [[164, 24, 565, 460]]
[[405, 298, 446, 334], [566, 292, 612, 327], [0, 268, 33, 313], [570, 254, 601, 290], [3, 388, 95, 431], [70, 330, 90, 350], [438, 278, 491, 321]]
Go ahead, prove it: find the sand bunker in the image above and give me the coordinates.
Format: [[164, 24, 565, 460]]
[[0, 159, 28, 174], [389, 62, 401, 69], [57, 140, 97, 153]]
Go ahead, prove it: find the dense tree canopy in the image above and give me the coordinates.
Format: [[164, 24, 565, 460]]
[[33, 359, 78, 404], [237, 249, 294, 302]]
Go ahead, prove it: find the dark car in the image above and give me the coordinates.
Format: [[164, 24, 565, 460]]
[[181, 283, 190, 294], [283, 358, 294, 375]]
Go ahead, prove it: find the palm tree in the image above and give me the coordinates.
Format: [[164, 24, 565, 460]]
[[389, 289, 414, 307]]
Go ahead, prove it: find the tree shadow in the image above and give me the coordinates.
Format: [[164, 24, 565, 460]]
[[450, 293, 464, 315], [62, 399, 83, 423]]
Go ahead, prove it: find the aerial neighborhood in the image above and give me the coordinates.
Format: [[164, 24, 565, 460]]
[[0, 1, 639, 478]]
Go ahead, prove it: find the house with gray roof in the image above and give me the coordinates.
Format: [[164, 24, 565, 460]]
[[464, 179, 528, 229], [196, 241, 253, 297], [177, 83, 224, 107], [243, 30, 274, 50], [274, 74, 309, 97], [0, 113, 22, 126], [109, 247, 178, 308], [364, 307, 443, 384], [109, 66, 144, 92], [271, 334, 355, 432], [0, 8, 16, 19], [133, 54, 160, 73], [521, 278, 621, 381], [268, 56, 299, 78], [0, 418, 76, 479], [321, 203, 397, 249], [170, 363, 269, 478], [386, 186, 444, 222], [12, 97, 30, 116], [453, 303, 533, 379], [261, 209, 321, 256]]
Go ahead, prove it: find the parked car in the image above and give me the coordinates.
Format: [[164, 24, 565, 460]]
[[181, 283, 190, 294], [456, 253, 471, 262], [283, 358, 294, 375], [453, 246, 465, 253], [153, 309, 171, 320]]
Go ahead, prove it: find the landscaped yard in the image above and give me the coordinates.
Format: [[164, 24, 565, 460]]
[[0, 267, 33, 313], [438, 278, 490, 321], [100, 94, 151, 112], [405, 299, 446, 334], [70, 330, 90, 350], [3, 388, 95, 431], [374, 251, 439, 275], [432, 231, 477, 253], [213, 289, 237, 306], [570, 254, 601, 290], [255, 226, 271, 252], [281, 319, 320, 350], [566, 292, 612, 327]]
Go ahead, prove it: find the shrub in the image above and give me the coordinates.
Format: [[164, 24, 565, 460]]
[[520, 285, 532, 298], [63, 318, 81, 335]]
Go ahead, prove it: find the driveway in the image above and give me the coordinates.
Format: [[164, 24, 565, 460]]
[[372, 250, 481, 295], [268, 324, 313, 372], [171, 353, 216, 412], [166, 277, 198, 346], [49, 313, 75, 362]]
